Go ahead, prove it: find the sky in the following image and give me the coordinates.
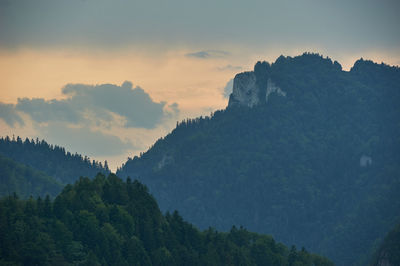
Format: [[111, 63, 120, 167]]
[[0, 0, 399, 170]]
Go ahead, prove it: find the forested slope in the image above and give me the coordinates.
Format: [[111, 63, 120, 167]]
[[370, 223, 400, 266], [0, 154, 63, 198], [117, 53, 400, 265], [0, 173, 333, 266], [0, 136, 110, 185]]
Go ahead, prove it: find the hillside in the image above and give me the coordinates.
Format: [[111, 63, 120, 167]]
[[117, 53, 400, 265], [0, 136, 110, 186], [370, 223, 400, 266], [0, 154, 63, 198], [0, 173, 333, 265]]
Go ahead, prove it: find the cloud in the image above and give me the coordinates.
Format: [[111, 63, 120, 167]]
[[0, 0, 399, 57], [185, 50, 230, 59], [217, 64, 242, 71], [0, 102, 24, 127], [14, 81, 178, 129], [0, 80, 182, 164], [164, 102, 180, 119], [222, 79, 234, 98], [41, 123, 135, 157], [16, 98, 80, 124]]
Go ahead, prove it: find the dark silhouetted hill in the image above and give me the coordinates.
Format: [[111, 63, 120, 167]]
[[117, 53, 400, 265]]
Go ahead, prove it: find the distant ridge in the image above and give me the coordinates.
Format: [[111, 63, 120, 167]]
[[0, 136, 110, 197], [0, 154, 63, 198]]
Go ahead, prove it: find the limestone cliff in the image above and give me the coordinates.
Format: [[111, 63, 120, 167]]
[[228, 61, 286, 108], [228, 71, 259, 108]]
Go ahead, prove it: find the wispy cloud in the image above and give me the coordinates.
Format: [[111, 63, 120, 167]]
[[0, 103, 24, 127], [185, 50, 230, 59], [222, 79, 234, 98], [217, 64, 242, 71]]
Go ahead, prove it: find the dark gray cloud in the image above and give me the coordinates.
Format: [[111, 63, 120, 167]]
[[62, 81, 173, 128], [222, 79, 234, 98], [14, 81, 178, 129], [0, 0, 398, 53], [16, 98, 80, 123], [0, 102, 24, 127], [185, 50, 230, 59], [42, 123, 135, 157]]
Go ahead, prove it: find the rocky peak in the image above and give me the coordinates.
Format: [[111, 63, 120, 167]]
[[228, 71, 259, 108], [227, 53, 348, 108], [228, 61, 286, 108]]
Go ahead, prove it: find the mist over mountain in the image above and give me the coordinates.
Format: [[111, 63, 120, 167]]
[[117, 53, 400, 265]]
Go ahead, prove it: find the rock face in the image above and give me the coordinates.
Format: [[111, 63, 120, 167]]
[[228, 72, 259, 107], [266, 78, 286, 101], [228, 62, 286, 108], [371, 223, 400, 266]]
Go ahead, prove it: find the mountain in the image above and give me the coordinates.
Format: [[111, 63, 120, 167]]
[[370, 223, 400, 266], [0, 173, 333, 265], [117, 53, 400, 265], [0, 154, 63, 198], [0, 136, 110, 187]]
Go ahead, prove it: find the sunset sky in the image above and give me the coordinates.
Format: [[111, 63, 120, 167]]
[[1, 0, 399, 170]]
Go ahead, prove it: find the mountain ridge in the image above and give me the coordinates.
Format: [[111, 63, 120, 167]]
[[0, 154, 63, 198], [117, 53, 400, 266], [0, 136, 110, 185], [0, 136, 111, 198]]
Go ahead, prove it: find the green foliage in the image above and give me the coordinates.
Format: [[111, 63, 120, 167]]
[[370, 223, 400, 266], [117, 53, 400, 266], [0, 136, 110, 186], [0, 173, 333, 265], [0, 154, 63, 198]]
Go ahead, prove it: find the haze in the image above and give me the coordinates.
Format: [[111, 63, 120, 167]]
[[1, 0, 399, 170]]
